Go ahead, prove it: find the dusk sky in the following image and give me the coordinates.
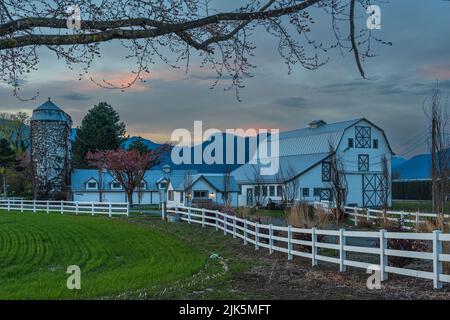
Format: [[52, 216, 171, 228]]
[[1, 0, 449, 159]]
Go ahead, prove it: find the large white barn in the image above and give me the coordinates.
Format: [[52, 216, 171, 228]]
[[231, 118, 394, 207]]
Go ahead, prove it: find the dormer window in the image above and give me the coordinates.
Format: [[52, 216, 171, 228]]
[[86, 180, 98, 190], [139, 181, 146, 189], [111, 181, 123, 190]]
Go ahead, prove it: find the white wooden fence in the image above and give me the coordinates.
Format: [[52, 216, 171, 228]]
[[345, 206, 450, 230], [0, 199, 129, 217], [165, 205, 450, 289]]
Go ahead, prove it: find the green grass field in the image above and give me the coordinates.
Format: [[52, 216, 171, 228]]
[[0, 211, 207, 299], [392, 200, 450, 213]]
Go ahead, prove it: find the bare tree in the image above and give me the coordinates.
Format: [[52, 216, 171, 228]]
[[183, 170, 193, 206], [276, 164, 299, 206], [380, 154, 390, 222], [327, 143, 347, 224], [247, 164, 267, 208], [0, 1, 388, 99], [222, 166, 232, 207], [425, 83, 449, 228]]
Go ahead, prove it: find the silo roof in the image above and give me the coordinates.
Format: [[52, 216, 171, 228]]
[[30, 98, 72, 125]]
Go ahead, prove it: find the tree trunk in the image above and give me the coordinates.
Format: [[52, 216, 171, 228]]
[[127, 189, 134, 207]]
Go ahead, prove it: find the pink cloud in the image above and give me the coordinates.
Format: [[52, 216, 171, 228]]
[[420, 65, 450, 80]]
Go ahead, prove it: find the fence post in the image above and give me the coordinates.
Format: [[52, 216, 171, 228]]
[[400, 210, 404, 222], [311, 227, 318, 266], [215, 210, 219, 231], [46, 200, 50, 214], [433, 230, 443, 289], [33, 200, 36, 213], [108, 203, 112, 217], [366, 208, 370, 220], [233, 215, 237, 239], [354, 207, 358, 226], [415, 210, 420, 228], [269, 224, 274, 254], [255, 222, 259, 251], [244, 220, 248, 245], [75, 201, 79, 215], [288, 225, 293, 261], [91, 202, 95, 216], [60, 201, 63, 214], [7, 199, 10, 212], [187, 207, 191, 224], [339, 228, 346, 272], [379, 229, 388, 281], [162, 203, 166, 219], [20, 199, 23, 213], [126, 202, 129, 217], [201, 208, 205, 228]]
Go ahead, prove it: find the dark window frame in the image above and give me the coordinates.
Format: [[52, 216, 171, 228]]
[[373, 139, 379, 149], [348, 138, 354, 148], [302, 188, 310, 197], [358, 154, 370, 171], [355, 126, 372, 148], [322, 161, 331, 182]]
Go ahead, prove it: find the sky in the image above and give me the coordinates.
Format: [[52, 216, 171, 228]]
[[1, 0, 450, 159]]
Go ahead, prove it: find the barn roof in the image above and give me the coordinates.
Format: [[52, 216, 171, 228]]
[[170, 173, 240, 192]]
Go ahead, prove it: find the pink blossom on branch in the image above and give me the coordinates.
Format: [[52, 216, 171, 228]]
[[86, 144, 170, 205]]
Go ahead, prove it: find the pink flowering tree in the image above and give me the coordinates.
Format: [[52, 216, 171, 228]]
[[86, 145, 170, 206]]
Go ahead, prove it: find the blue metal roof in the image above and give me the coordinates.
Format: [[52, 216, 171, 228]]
[[170, 173, 240, 192], [31, 98, 72, 125]]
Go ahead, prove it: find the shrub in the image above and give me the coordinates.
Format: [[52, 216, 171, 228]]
[[380, 219, 429, 268]]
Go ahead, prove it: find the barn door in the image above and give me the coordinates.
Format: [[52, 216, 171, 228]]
[[363, 174, 385, 207]]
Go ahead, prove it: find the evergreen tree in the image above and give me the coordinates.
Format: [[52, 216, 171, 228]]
[[73, 102, 126, 167], [0, 138, 19, 196]]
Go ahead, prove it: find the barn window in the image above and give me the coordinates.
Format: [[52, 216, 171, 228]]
[[180, 192, 184, 203], [255, 186, 260, 196], [355, 126, 371, 148], [86, 181, 98, 190], [302, 188, 310, 197], [322, 161, 331, 182], [358, 154, 369, 171], [262, 186, 268, 196], [193, 190, 208, 199], [111, 181, 123, 190], [373, 139, 379, 149], [168, 190, 174, 201], [348, 138, 354, 148], [139, 181, 146, 189], [276, 185, 282, 197], [320, 189, 332, 201], [269, 186, 275, 197], [314, 188, 320, 197]]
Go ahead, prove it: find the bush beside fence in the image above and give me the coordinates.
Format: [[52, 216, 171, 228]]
[[0, 199, 129, 217], [166, 205, 450, 289]]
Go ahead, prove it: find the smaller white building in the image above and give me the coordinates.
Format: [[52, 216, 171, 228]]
[[71, 168, 178, 205], [166, 173, 240, 208]]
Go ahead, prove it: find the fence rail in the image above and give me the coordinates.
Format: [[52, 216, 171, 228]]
[[166, 205, 450, 289], [0, 199, 129, 217], [312, 201, 450, 229]]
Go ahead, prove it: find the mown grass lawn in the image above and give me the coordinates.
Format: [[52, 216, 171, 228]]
[[0, 211, 207, 299]]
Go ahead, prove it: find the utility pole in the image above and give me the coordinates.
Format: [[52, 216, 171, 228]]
[[431, 109, 437, 214]]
